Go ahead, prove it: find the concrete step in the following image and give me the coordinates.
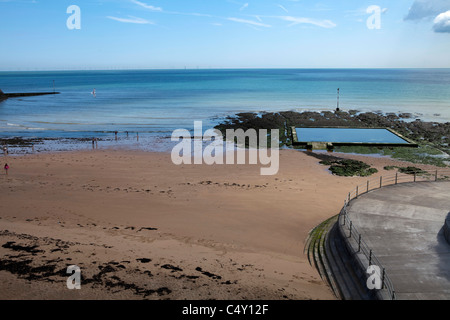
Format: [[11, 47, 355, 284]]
[[327, 223, 376, 300], [325, 223, 355, 299], [306, 216, 378, 300], [305, 216, 342, 299]]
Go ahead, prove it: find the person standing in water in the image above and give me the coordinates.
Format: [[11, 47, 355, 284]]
[[4, 163, 9, 175]]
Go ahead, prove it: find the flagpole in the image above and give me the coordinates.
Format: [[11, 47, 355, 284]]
[[337, 88, 340, 111]]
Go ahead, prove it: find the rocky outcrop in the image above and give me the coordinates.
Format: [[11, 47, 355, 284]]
[[215, 110, 450, 156], [0, 89, 59, 101]]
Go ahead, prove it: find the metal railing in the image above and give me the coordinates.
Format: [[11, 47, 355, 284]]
[[337, 168, 450, 300]]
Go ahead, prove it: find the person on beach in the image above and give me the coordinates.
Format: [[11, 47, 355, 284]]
[[3, 146, 7, 156], [4, 163, 9, 175], [115, 131, 118, 141], [92, 138, 95, 149]]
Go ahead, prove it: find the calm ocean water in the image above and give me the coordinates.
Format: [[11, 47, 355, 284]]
[[1, 69, 449, 140]]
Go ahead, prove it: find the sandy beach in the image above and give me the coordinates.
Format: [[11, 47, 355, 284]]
[[0, 148, 442, 300]]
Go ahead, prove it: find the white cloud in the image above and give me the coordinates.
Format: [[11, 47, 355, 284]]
[[107, 16, 153, 24], [227, 17, 271, 28], [278, 5, 289, 13], [433, 10, 450, 33], [279, 16, 336, 28], [131, 0, 163, 12], [131, 0, 213, 18], [345, 6, 387, 19], [239, 3, 249, 11], [405, 0, 450, 21]]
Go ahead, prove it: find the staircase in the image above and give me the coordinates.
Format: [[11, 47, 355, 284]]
[[305, 216, 377, 300]]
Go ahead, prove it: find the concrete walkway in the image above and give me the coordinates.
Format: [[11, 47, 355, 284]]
[[347, 181, 450, 300]]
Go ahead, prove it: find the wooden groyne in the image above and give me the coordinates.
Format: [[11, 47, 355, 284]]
[[0, 89, 60, 101]]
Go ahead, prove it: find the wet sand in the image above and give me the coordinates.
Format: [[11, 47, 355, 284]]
[[0, 149, 441, 300]]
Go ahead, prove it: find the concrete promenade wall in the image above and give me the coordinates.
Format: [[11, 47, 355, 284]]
[[445, 213, 450, 245]]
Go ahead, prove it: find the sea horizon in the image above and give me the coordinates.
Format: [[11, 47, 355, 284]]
[[2, 67, 450, 72]]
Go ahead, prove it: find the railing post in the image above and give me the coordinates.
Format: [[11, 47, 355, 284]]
[[380, 176, 382, 188], [435, 170, 438, 181], [395, 173, 398, 185], [367, 181, 369, 193], [414, 172, 416, 182], [349, 221, 352, 238], [357, 234, 361, 252], [392, 290, 395, 300], [356, 186, 359, 198], [369, 249, 372, 266], [381, 268, 386, 289]]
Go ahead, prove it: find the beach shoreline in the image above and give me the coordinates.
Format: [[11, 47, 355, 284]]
[[1, 110, 449, 158], [0, 147, 444, 300]]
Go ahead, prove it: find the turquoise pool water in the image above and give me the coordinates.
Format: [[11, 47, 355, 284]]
[[294, 128, 410, 144]]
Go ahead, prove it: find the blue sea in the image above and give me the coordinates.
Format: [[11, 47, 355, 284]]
[[1, 69, 449, 145]]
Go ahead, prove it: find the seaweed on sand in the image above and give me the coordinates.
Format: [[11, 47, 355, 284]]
[[321, 159, 378, 177]]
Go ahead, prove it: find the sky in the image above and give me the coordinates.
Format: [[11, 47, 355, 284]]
[[0, 0, 450, 70]]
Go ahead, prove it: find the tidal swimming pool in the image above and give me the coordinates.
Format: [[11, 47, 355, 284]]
[[294, 128, 412, 145]]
